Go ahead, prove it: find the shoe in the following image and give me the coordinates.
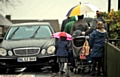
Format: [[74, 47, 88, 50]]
[[61, 71, 65, 74], [70, 68, 73, 72]]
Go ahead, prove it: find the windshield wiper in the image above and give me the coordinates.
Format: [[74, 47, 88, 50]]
[[30, 26, 40, 38], [8, 27, 19, 39]]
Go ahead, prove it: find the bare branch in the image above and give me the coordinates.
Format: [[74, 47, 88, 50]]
[[0, 0, 21, 10]]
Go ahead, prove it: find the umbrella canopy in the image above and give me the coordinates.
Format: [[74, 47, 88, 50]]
[[52, 32, 72, 40], [84, 17, 94, 23], [66, 3, 99, 17]]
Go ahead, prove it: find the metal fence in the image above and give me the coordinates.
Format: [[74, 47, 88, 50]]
[[108, 39, 120, 49], [104, 41, 120, 77]]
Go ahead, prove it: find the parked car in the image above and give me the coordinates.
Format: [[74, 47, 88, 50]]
[[0, 22, 59, 73]]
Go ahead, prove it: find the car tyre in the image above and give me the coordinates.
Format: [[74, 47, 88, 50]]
[[0, 68, 7, 74], [7, 68, 15, 74], [26, 66, 42, 72]]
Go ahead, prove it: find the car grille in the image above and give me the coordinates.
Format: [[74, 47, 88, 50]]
[[13, 47, 40, 56]]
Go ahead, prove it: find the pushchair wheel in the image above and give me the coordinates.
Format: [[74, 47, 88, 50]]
[[73, 68, 80, 74], [73, 68, 77, 74], [77, 68, 81, 74], [81, 69, 85, 73]]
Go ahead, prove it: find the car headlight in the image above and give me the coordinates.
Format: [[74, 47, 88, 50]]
[[47, 46, 55, 54], [0, 48, 7, 56], [8, 51, 13, 56], [41, 49, 46, 55]]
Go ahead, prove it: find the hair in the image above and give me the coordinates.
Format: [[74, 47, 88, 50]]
[[96, 11, 103, 18], [60, 36, 67, 41], [77, 14, 84, 19], [97, 21, 104, 29]]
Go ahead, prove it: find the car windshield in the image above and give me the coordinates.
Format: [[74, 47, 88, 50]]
[[6, 25, 52, 40]]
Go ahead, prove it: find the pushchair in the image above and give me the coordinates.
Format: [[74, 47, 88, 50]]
[[71, 35, 92, 74]]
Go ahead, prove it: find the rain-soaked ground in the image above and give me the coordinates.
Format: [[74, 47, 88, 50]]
[[0, 66, 105, 77]]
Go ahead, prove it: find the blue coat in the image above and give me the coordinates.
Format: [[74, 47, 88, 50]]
[[56, 41, 69, 57], [89, 29, 107, 57]]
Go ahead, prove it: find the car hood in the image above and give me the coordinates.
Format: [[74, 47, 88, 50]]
[[0, 38, 55, 49]]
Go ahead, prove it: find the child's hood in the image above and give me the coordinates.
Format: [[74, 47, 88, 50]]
[[94, 29, 107, 37]]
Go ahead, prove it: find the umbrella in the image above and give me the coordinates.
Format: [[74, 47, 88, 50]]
[[84, 17, 94, 23], [66, 3, 99, 17], [52, 32, 72, 40]]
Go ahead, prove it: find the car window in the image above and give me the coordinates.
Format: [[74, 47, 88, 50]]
[[5, 25, 52, 40], [35, 26, 52, 38]]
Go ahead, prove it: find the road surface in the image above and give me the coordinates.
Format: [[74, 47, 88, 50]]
[[0, 66, 105, 77]]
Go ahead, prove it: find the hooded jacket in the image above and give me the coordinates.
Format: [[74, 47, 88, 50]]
[[85, 17, 108, 35], [70, 19, 89, 35], [64, 16, 76, 34], [89, 29, 107, 57], [56, 40, 69, 57], [61, 18, 70, 32]]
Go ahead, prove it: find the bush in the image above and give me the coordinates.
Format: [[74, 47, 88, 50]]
[[103, 9, 120, 39]]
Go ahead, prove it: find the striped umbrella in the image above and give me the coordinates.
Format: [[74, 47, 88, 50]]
[[66, 3, 99, 17]]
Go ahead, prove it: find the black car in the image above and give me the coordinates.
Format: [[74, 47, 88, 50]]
[[0, 22, 59, 72]]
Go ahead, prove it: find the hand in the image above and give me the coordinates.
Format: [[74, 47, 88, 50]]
[[82, 32, 85, 35], [90, 49, 92, 52]]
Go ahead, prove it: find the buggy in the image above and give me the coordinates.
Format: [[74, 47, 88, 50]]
[[71, 35, 92, 74]]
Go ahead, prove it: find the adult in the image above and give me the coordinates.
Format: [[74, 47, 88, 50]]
[[61, 17, 70, 32], [64, 16, 76, 34], [71, 14, 89, 35], [85, 11, 108, 35], [63, 16, 76, 72]]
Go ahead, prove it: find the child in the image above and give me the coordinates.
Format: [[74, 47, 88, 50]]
[[55, 36, 69, 75], [89, 21, 107, 76]]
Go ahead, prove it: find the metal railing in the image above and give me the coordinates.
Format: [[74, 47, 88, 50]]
[[104, 40, 120, 77]]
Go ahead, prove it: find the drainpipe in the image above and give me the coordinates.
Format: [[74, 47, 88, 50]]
[[108, 0, 111, 12], [118, 0, 120, 10]]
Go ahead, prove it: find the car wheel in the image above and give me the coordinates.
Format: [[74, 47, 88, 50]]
[[26, 66, 42, 72], [7, 68, 15, 74], [52, 63, 59, 73], [0, 68, 7, 74]]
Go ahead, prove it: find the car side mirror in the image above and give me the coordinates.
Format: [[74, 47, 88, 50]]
[[0, 37, 3, 43]]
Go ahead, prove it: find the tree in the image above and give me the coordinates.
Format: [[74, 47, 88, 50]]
[[0, 0, 21, 6], [0, 0, 21, 12], [104, 9, 120, 39]]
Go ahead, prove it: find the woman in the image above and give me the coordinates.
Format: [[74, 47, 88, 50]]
[[89, 21, 107, 76]]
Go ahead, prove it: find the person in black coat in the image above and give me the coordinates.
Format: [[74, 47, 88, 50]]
[[85, 11, 108, 35], [70, 14, 89, 35], [61, 17, 70, 32]]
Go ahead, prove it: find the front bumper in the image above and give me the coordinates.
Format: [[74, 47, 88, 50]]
[[0, 55, 57, 68]]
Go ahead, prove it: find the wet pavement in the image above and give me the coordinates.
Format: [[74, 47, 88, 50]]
[[0, 66, 105, 77]]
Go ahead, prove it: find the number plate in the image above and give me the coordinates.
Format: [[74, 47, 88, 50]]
[[17, 57, 36, 62]]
